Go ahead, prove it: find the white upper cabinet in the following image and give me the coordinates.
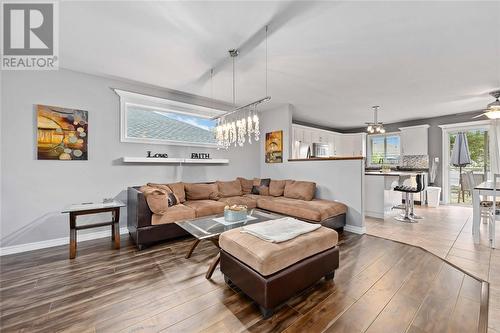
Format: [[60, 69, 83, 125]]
[[399, 124, 429, 156], [337, 133, 366, 157], [291, 124, 366, 157]]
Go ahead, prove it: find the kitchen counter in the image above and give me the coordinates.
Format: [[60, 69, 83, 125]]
[[364, 171, 428, 219], [289, 156, 364, 161], [365, 171, 423, 176]]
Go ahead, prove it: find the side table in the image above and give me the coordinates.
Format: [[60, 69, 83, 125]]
[[62, 200, 126, 259]]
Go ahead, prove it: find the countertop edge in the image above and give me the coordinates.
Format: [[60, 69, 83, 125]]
[[288, 156, 364, 161]]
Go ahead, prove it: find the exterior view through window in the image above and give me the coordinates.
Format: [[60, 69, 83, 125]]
[[368, 134, 401, 166], [125, 105, 217, 146]]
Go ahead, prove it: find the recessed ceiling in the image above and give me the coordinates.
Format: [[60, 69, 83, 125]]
[[60, 1, 500, 128]]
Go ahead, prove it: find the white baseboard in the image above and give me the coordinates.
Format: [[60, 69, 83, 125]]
[[0, 227, 129, 256], [364, 211, 385, 219], [344, 224, 366, 234]]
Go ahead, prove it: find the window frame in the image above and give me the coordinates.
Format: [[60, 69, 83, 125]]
[[366, 132, 402, 167], [115, 89, 226, 148]]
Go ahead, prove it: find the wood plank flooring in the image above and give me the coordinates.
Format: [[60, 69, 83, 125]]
[[365, 205, 499, 332], [0, 232, 483, 332]]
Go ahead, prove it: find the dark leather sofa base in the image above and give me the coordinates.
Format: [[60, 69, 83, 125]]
[[220, 246, 339, 319]]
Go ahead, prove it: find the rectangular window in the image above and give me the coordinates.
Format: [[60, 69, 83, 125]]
[[115, 89, 225, 147], [367, 133, 401, 166]]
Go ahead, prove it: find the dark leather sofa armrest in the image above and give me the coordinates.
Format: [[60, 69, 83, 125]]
[[127, 186, 152, 229]]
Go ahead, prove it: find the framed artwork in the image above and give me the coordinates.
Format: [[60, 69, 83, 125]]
[[37, 105, 88, 160], [265, 130, 283, 163]]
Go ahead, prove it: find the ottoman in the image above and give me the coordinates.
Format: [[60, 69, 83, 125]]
[[219, 226, 339, 318]]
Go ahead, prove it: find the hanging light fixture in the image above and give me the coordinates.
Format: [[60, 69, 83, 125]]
[[366, 106, 385, 134], [214, 26, 271, 149]]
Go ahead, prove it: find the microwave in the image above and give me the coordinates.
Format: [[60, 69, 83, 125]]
[[312, 143, 330, 157]]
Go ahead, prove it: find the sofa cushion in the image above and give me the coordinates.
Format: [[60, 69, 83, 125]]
[[269, 179, 287, 197], [184, 200, 226, 217], [243, 193, 261, 201], [218, 196, 257, 209], [140, 186, 169, 214], [151, 204, 195, 225], [217, 180, 243, 197], [219, 226, 338, 276], [284, 180, 316, 201], [237, 177, 254, 194], [184, 183, 220, 201], [167, 182, 186, 203], [257, 197, 347, 222]]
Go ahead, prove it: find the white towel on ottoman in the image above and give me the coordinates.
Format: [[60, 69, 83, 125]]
[[240, 217, 321, 243]]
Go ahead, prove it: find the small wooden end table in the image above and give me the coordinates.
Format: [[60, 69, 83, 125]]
[[62, 201, 125, 259]]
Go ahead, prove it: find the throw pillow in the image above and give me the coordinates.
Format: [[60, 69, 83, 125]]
[[237, 177, 254, 194], [269, 179, 287, 197], [258, 185, 270, 196], [284, 180, 316, 201], [217, 180, 243, 197], [251, 178, 271, 195], [167, 192, 178, 206], [139, 185, 169, 214], [166, 182, 186, 203]]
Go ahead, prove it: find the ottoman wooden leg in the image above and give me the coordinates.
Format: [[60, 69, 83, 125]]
[[259, 305, 274, 319], [325, 271, 335, 280]]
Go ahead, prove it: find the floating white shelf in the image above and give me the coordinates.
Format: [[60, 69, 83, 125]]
[[121, 157, 228, 164]]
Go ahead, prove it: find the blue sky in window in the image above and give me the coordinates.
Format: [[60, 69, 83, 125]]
[[155, 111, 216, 131]]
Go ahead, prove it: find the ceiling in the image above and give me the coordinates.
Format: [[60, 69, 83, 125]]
[[60, 1, 500, 129]]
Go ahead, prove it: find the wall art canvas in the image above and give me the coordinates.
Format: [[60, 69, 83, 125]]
[[265, 130, 283, 163], [37, 105, 88, 160]]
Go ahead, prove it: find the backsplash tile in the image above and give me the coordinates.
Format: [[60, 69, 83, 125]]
[[402, 155, 429, 169]]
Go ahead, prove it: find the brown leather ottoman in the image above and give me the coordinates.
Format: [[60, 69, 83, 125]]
[[219, 226, 339, 318]]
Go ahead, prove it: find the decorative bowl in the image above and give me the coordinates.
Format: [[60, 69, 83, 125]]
[[224, 205, 248, 222]]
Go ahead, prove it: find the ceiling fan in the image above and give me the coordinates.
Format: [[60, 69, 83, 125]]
[[473, 90, 500, 119]]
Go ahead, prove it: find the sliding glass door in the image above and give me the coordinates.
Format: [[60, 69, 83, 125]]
[[447, 127, 490, 204]]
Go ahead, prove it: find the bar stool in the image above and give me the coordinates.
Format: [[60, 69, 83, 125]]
[[393, 174, 425, 223]]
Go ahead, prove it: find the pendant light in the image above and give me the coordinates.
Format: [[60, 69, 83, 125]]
[[366, 106, 385, 134], [214, 26, 270, 149]]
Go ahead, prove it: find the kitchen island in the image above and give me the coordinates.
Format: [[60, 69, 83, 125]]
[[364, 171, 427, 219]]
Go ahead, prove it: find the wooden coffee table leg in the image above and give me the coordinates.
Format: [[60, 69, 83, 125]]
[[206, 252, 220, 279], [69, 213, 77, 259], [112, 208, 120, 249], [185, 239, 201, 259]]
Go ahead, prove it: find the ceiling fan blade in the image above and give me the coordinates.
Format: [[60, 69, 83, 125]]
[[189, 1, 322, 90]]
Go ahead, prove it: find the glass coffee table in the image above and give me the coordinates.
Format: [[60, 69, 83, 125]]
[[176, 208, 284, 279]]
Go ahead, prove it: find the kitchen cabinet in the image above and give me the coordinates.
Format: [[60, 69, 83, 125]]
[[336, 133, 366, 157], [291, 124, 365, 158], [399, 124, 429, 156]]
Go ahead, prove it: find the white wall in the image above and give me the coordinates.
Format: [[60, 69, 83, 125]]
[[259, 105, 365, 231], [0, 69, 260, 248]]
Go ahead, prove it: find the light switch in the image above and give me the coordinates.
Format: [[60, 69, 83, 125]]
[[434, 157, 439, 163]]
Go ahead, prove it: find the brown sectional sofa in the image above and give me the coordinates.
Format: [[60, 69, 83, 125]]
[[127, 178, 347, 249]]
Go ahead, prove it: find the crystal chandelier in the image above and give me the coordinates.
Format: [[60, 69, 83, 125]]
[[213, 26, 270, 149], [366, 106, 385, 134]]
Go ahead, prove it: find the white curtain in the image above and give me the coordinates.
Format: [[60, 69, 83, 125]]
[[490, 119, 500, 178]]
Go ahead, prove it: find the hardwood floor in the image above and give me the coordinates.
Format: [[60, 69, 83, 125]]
[[0, 232, 484, 332], [365, 205, 499, 332]]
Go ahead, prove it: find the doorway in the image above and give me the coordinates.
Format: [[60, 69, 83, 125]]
[[441, 121, 491, 205]]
